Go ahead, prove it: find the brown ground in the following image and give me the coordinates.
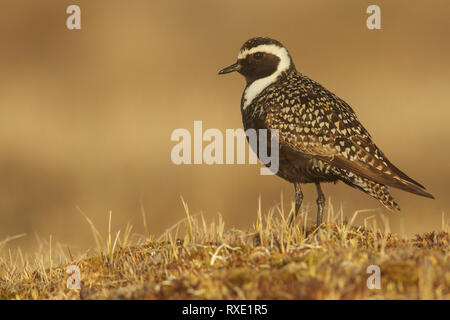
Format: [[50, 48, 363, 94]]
[[1, 202, 448, 300]]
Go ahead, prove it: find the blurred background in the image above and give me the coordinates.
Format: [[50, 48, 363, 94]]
[[0, 0, 449, 253]]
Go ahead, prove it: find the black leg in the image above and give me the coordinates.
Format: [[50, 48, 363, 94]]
[[315, 182, 325, 226], [288, 182, 303, 226]]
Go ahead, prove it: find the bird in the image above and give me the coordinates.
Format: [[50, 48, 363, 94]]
[[218, 37, 434, 226]]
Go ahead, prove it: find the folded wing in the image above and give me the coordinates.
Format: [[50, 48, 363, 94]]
[[265, 82, 434, 199]]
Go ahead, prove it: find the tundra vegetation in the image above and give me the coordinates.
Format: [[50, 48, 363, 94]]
[[0, 197, 448, 299]]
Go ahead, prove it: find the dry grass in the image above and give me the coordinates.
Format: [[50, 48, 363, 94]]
[[0, 197, 448, 300]]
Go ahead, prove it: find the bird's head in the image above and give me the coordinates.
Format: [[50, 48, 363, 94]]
[[218, 37, 294, 86]]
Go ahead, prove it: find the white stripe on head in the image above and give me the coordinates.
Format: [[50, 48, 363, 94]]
[[239, 44, 291, 110]]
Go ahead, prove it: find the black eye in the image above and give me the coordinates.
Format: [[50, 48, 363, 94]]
[[253, 52, 264, 60]]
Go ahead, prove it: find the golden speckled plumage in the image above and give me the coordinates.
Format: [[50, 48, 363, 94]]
[[220, 37, 434, 225]]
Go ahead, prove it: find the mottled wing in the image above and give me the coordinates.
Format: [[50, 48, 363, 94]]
[[264, 75, 433, 199]]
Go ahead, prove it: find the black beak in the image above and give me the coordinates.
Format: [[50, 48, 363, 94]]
[[218, 62, 241, 75]]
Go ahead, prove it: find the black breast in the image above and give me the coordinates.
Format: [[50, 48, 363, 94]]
[[241, 98, 340, 184]]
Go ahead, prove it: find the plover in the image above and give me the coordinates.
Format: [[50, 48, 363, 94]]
[[219, 37, 434, 226]]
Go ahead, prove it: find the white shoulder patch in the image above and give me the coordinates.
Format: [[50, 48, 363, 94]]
[[239, 44, 291, 110]]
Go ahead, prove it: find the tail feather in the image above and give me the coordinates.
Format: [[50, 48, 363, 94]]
[[388, 177, 434, 199], [329, 155, 434, 200], [336, 168, 400, 210], [373, 148, 433, 199], [368, 181, 401, 211]]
